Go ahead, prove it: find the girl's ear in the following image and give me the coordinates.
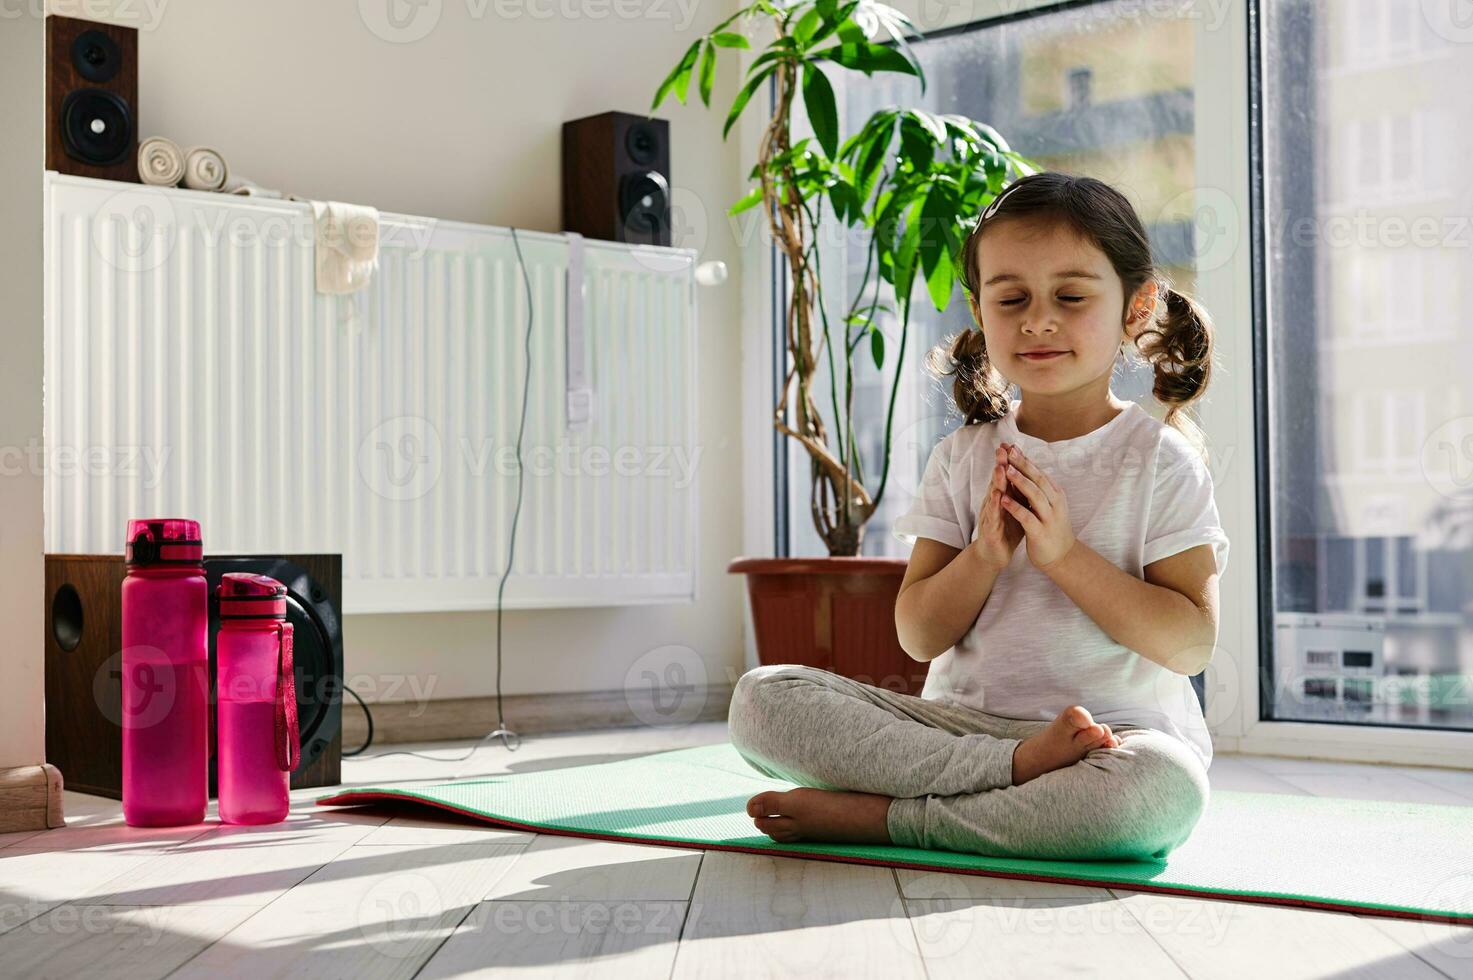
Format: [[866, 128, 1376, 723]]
[[1124, 279, 1160, 339]]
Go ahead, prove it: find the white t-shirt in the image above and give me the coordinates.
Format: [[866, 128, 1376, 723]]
[[892, 398, 1229, 770]]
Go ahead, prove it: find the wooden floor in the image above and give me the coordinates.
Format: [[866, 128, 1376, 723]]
[[1, 722, 1471, 979]]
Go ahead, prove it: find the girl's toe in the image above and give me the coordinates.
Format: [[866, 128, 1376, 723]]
[[747, 791, 782, 818], [1074, 722, 1105, 745], [754, 815, 799, 841]]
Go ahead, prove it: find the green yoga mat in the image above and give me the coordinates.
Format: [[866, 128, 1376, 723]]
[[316, 741, 1473, 926]]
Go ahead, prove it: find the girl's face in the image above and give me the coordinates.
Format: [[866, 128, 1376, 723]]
[[969, 216, 1148, 395]]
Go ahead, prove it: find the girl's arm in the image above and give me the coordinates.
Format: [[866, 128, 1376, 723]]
[[1039, 541, 1220, 676], [894, 537, 1006, 662]]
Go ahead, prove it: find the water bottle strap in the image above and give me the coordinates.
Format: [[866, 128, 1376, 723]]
[[274, 623, 300, 772]]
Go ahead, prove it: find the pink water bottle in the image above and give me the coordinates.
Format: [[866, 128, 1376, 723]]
[[121, 518, 209, 827], [215, 573, 299, 825]]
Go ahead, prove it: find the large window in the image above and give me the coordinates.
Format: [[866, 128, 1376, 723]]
[[1260, 0, 1473, 732], [783, 0, 1202, 559]]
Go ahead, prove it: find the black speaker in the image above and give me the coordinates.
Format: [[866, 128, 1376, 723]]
[[46, 15, 139, 182], [204, 556, 344, 797], [562, 111, 671, 247]]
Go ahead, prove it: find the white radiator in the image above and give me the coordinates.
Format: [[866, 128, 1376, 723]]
[[43, 173, 700, 613]]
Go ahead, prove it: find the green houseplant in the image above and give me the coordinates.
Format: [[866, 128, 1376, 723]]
[[653, 0, 1036, 684]]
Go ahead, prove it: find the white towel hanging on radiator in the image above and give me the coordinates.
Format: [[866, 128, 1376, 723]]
[[308, 199, 380, 294]]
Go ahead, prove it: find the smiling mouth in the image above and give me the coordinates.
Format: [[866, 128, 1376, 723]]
[[1018, 351, 1069, 360]]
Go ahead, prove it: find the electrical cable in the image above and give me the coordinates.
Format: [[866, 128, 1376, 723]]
[[344, 226, 536, 772]]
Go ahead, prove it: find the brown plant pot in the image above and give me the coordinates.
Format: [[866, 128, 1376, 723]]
[[727, 556, 929, 697]]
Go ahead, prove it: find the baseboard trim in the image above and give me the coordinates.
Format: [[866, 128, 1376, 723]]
[[343, 683, 736, 748], [0, 763, 65, 833]]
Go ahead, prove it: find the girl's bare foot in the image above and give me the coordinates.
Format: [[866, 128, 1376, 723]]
[[1010, 705, 1120, 786], [745, 787, 894, 845]]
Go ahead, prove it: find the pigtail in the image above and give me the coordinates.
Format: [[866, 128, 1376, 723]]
[[924, 327, 1011, 426], [1132, 279, 1216, 464]]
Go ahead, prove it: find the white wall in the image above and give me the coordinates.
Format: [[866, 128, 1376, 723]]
[[62, 0, 750, 714], [0, 14, 45, 770]]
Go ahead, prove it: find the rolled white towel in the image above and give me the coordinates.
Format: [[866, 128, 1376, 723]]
[[182, 145, 228, 191], [137, 136, 184, 186]]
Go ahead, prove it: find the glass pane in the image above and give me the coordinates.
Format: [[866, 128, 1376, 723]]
[[1262, 0, 1473, 731], [785, 0, 1197, 560]]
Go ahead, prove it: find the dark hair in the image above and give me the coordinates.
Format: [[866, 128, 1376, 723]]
[[927, 170, 1217, 458]]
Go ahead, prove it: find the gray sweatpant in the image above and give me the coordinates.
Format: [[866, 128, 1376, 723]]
[[727, 663, 1211, 862]]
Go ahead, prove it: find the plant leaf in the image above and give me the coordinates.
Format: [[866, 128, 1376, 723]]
[[897, 119, 934, 171], [919, 187, 956, 310], [813, 41, 916, 76], [672, 43, 701, 104], [711, 31, 750, 48], [723, 65, 776, 139], [794, 6, 822, 46], [870, 324, 885, 371], [697, 41, 717, 107], [652, 39, 702, 110], [801, 64, 839, 158], [870, 3, 920, 43], [904, 108, 947, 145], [729, 185, 765, 215], [890, 196, 924, 313]]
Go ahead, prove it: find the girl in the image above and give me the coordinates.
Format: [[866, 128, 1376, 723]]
[[727, 172, 1229, 862]]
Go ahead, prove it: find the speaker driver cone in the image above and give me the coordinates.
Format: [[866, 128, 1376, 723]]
[[619, 170, 670, 242], [72, 29, 122, 83], [60, 88, 133, 166]]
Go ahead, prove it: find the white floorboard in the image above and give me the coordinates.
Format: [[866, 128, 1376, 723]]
[[0, 723, 1467, 979]]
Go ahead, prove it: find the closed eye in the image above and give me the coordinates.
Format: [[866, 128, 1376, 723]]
[[999, 296, 1086, 306]]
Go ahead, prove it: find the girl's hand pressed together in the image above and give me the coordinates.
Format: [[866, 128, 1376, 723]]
[[1000, 444, 1078, 571], [968, 443, 1027, 572]]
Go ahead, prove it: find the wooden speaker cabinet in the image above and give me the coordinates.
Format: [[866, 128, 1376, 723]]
[[562, 110, 671, 247], [45, 15, 140, 183], [45, 554, 344, 800]]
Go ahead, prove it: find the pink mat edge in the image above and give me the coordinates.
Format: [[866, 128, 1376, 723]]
[[314, 789, 1473, 928]]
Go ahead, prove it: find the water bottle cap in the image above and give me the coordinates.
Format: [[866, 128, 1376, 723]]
[[217, 572, 288, 620], [125, 518, 203, 566]]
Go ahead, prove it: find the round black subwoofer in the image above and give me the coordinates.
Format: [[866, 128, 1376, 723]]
[[60, 89, 134, 166], [619, 170, 670, 242], [204, 556, 343, 795], [72, 29, 122, 83]]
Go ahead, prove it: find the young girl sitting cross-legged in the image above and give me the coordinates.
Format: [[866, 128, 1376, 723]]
[[727, 171, 1230, 862]]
